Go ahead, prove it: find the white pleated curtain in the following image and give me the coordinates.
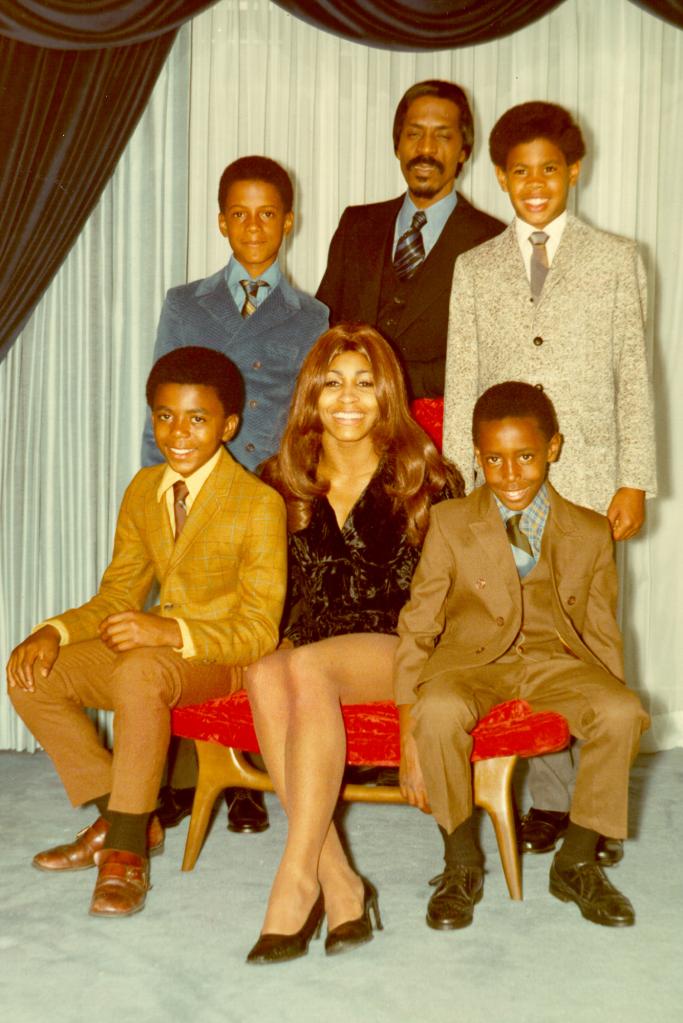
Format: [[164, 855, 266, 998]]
[[1, 0, 681, 752]]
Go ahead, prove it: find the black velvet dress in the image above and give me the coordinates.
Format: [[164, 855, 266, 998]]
[[283, 465, 450, 646]]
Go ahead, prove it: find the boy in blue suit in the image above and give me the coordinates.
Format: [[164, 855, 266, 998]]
[[142, 157, 327, 830], [142, 156, 328, 472]]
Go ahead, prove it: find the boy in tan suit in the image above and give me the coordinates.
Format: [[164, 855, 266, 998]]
[[395, 382, 648, 930], [7, 347, 286, 917]]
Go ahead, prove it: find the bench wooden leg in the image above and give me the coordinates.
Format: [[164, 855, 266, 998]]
[[181, 740, 274, 871], [473, 755, 522, 900]]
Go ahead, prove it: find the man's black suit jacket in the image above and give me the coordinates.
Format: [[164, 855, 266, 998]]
[[316, 192, 505, 398]]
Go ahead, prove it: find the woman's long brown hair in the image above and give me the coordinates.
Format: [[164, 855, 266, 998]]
[[261, 324, 463, 545]]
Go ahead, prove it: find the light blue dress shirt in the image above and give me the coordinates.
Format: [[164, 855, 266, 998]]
[[393, 187, 458, 259]]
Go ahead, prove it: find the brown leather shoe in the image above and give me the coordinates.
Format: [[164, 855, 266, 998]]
[[89, 850, 150, 917], [32, 814, 165, 872]]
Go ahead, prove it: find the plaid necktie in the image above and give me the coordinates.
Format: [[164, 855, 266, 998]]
[[506, 513, 533, 557], [173, 480, 189, 539], [529, 230, 549, 299], [240, 279, 267, 318], [393, 211, 427, 280]]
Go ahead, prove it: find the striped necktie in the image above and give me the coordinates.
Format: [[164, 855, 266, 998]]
[[240, 279, 267, 318], [393, 211, 427, 280]]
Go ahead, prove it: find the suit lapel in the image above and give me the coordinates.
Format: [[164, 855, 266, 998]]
[[197, 271, 242, 334], [165, 451, 236, 576], [359, 197, 403, 322], [468, 487, 521, 605], [145, 472, 176, 577]]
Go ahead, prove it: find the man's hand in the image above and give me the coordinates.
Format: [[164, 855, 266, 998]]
[[98, 611, 182, 652], [398, 704, 431, 813], [6, 625, 61, 693], [606, 487, 646, 541]]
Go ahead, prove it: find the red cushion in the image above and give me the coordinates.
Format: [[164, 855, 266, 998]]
[[171, 691, 568, 766], [411, 397, 444, 451]]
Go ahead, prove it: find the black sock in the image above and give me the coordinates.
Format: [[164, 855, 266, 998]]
[[103, 811, 150, 858], [94, 794, 112, 821], [555, 821, 599, 867], [440, 817, 484, 870]]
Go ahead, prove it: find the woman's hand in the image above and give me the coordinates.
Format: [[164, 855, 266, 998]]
[[398, 703, 431, 813]]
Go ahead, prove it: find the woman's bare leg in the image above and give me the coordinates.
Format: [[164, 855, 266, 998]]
[[245, 633, 397, 934]]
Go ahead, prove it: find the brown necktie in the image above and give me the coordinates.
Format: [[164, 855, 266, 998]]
[[173, 480, 189, 539], [506, 513, 533, 556], [529, 230, 549, 299], [240, 279, 267, 318]]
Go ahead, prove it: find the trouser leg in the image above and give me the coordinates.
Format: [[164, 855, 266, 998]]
[[411, 671, 502, 834], [522, 660, 649, 839], [527, 748, 576, 812]]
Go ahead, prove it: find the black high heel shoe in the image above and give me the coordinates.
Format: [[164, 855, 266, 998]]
[[324, 878, 383, 956], [246, 890, 325, 965]]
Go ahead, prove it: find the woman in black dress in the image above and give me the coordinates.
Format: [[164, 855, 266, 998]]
[[245, 324, 461, 964]]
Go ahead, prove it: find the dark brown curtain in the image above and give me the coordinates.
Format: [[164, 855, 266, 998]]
[[271, 0, 568, 49], [0, 1, 217, 360], [272, 0, 682, 47]]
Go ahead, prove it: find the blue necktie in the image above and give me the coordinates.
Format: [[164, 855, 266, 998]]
[[394, 211, 427, 280]]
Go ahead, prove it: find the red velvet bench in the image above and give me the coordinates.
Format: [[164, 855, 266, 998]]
[[171, 690, 568, 899]]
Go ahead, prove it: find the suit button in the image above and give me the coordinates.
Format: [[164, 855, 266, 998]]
[[535, 383, 544, 392], [496, 616, 504, 626], [163, 603, 173, 610], [533, 336, 544, 347], [252, 361, 262, 370], [249, 399, 258, 409], [475, 646, 485, 654], [393, 296, 405, 306], [567, 595, 576, 606], [245, 443, 255, 452], [385, 317, 396, 327]]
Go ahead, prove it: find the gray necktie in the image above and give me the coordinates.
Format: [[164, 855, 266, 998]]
[[529, 230, 549, 299]]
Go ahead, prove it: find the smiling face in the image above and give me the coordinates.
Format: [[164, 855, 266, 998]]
[[218, 179, 293, 277], [495, 137, 580, 229], [395, 96, 468, 208], [317, 349, 379, 447], [152, 382, 239, 477], [475, 415, 561, 511]]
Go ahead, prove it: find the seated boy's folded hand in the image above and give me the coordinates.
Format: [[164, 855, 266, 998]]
[[398, 704, 431, 814], [6, 625, 61, 692], [98, 611, 182, 652]]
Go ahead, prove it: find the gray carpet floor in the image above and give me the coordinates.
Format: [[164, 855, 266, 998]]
[[1, 749, 681, 1023]]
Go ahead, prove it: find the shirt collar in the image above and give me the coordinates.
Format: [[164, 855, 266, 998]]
[[156, 446, 223, 506], [226, 256, 281, 292], [395, 187, 458, 252], [494, 482, 550, 559], [514, 209, 567, 260]]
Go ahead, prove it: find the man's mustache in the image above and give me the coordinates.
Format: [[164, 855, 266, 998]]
[[407, 156, 444, 173]]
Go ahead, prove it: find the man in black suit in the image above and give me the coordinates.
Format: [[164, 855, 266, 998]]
[[317, 79, 505, 398]]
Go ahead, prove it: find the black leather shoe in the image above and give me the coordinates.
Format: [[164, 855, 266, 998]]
[[156, 786, 194, 828], [549, 859, 635, 926], [519, 808, 569, 854], [596, 836, 624, 867], [426, 866, 484, 930], [325, 878, 383, 956], [226, 788, 269, 833], [246, 891, 325, 964]]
